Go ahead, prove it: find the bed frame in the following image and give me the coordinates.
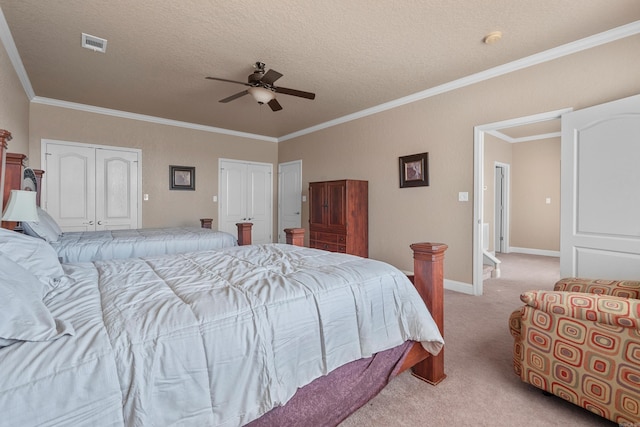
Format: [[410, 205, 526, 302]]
[[284, 228, 447, 385]]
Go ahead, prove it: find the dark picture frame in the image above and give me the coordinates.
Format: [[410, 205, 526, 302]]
[[169, 165, 196, 190], [399, 152, 429, 188]]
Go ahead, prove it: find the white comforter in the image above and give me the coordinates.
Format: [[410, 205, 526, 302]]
[[50, 227, 237, 262], [0, 244, 444, 426]]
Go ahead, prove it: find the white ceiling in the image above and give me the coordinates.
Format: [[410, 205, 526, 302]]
[[1, 1, 639, 140]]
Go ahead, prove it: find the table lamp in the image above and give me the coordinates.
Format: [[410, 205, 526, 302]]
[[1, 189, 38, 232]]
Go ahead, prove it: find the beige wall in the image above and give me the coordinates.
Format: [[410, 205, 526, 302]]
[[511, 138, 560, 251], [0, 36, 29, 154], [279, 35, 640, 283], [483, 135, 560, 254], [28, 104, 278, 228]]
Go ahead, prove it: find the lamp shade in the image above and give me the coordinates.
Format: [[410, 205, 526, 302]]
[[248, 86, 276, 104], [1, 190, 38, 222]]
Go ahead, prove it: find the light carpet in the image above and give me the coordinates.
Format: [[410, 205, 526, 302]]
[[340, 253, 616, 427]]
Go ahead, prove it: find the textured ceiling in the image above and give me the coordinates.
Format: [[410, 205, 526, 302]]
[[1, 1, 639, 138]]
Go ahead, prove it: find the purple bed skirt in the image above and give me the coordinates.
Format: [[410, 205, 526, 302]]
[[246, 340, 414, 427]]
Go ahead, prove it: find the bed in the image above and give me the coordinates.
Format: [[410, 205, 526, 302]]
[[0, 226, 447, 426], [21, 205, 250, 262]]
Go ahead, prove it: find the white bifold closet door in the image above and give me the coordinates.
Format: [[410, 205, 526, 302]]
[[219, 159, 273, 244], [43, 141, 140, 232]]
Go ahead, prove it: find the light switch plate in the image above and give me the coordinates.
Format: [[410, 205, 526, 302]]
[[458, 192, 469, 202]]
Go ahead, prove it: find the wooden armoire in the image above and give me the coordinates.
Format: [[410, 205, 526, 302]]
[[308, 179, 368, 257]]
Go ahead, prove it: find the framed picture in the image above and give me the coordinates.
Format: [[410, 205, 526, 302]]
[[169, 165, 195, 190], [399, 152, 429, 188]]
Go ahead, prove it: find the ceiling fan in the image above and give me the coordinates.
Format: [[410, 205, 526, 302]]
[[206, 62, 316, 111]]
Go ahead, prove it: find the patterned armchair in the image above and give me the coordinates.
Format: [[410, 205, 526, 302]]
[[509, 278, 640, 425]]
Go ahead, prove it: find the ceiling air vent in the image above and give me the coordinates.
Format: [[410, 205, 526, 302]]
[[81, 33, 107, 53]]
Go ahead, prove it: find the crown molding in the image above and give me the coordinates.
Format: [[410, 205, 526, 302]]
[[279, 20, 640, 142], [31, 97, 278, 143], [0, 7, 35, 99]]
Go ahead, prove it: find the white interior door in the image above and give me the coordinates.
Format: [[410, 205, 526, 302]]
[[219, 159, 273, 244], [43, 140, 140, 232], [247, 163, 273, 244], [278, 160, 302, 243], [560, 94, 640, 279], [44, 143, 96, 231], [95, 148, 139, 230]]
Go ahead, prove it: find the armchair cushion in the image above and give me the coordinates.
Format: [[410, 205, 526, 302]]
[[521, 291, 640, 329], [554, 278, 640, 299]]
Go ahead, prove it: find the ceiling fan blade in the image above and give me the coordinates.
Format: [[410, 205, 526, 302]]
[[261, 69, 283, 85], [275, 86, 316, 100], [206, 76, 250, 86], [219, 90, 249, 103], [268, 98, 283, 111]]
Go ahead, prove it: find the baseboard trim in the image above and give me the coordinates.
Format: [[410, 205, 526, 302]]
[[509, 247, 560, 258], [445, 279, 474, 295]]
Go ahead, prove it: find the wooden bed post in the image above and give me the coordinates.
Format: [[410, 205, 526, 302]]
[[0, 130, 10, 216], [284, 228, 305, 246], [236, 222, 253, 246], [409, 242, 447, 385]]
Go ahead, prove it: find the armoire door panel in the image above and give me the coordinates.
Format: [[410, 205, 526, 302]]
[[327, 181, 347, 230], [308, 182, 326, 227]]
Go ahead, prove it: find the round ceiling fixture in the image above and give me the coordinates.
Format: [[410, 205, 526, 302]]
[[483, 31, 502, 44], [248, 86, 276, 104]]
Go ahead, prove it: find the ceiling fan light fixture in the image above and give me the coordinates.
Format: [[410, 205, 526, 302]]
[[248, 86, 276, 104]]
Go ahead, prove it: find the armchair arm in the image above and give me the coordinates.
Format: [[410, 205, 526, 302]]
[[521, 291, 640, 329], [508, 309, 522, 339], [554, 277, 640, 299]]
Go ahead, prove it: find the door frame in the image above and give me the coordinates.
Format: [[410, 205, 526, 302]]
[[41, 139, 142, 227], [473, 108, 571, 295], [277, 159, 302, 243], [493, 162, 510, 254]]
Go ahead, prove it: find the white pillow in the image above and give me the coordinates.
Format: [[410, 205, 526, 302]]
[[38, 207, 63, 237], [22, 207, 61, 242], [0, 257, 74, 347], [0, 227, 65, 293]]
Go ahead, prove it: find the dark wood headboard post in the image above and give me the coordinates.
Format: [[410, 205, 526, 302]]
[[34, 169, 44, 207], [2, 152, 26, 230], [236, 222, 253, 246], [284, 228, 305, 246], [409, 242, 447, 385], [0, 130, 10, 215]]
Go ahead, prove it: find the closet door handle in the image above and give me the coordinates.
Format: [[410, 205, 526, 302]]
[[97, 221, 103, 225]]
